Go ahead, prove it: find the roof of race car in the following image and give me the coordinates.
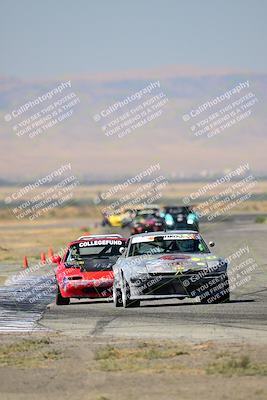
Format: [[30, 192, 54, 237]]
[[78, 234, 123, 240]]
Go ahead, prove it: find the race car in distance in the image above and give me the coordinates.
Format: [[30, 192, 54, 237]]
[[113, 231, 229, 307], [102, 209, 134, 228], [53, 234, 127, 305], [130, 210, 165, 235], [162, 206, 199, 231], [102, 206, 161, 228]]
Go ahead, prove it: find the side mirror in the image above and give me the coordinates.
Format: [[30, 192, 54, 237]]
[[209, 241, 215, 248], [51, 255, 62, 264], [119, 247, 126, 255]]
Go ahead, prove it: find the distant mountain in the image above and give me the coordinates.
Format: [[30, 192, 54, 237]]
[[0, 66, 266, 181]]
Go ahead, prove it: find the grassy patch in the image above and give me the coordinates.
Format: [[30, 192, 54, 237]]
[[0, 224, 83, 263], [0, 338, 61, 368], [207, 354, 267, 376], [93, 342, 189, 372], [255, 216, 266, 224]]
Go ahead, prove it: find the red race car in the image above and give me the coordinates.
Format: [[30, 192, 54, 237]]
[[53, 234, 127, 305], [130, 211, 165, 235]]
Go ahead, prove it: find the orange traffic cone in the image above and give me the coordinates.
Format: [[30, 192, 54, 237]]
[[48, 248, 54, 259], [41, 252, 46, 264], [23, 256, 28, 269]]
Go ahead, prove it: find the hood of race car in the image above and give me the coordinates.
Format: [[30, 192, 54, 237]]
[[140, 253, 225, 274]]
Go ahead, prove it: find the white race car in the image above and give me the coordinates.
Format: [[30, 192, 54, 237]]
[[113, 231, 230, 307]]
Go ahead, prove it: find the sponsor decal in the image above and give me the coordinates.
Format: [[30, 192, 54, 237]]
[[132, 236, 155, 244], [163, 234, 200, 240], [79, 240, 122, 247], [132, 233, 201, 244], [160, 255, 190, 260], [174, 265, 185, 275]]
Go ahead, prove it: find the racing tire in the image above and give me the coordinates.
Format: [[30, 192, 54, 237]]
[[200, 278, 230, 304], [56, 286, 70, 305], [113, 286, 123, 307], [121, 279, 140, 308]]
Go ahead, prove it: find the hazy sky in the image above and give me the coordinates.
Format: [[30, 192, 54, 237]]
[[0, 0, 266, 78]]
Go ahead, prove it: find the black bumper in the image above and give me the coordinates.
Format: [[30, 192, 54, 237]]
[[130, 272, 228, 298]]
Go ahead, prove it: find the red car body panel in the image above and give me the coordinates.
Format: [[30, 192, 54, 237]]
[[55, 236, 127, 299]]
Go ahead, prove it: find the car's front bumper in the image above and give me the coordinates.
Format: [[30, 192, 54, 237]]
[[60, 278, 113, 298], [129, 271, 228, 299]]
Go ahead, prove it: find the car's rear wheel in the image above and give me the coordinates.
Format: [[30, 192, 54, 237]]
[[56, 286, 70, 305], [200, 277, 230, 304], [113, 286, 123, 307], [122, 279, 140, 308]]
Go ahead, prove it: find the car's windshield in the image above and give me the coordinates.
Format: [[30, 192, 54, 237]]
[[128, 234, 209, 256]]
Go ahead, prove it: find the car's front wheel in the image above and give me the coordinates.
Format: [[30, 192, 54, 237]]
[[121, 279, 140, 308], [56, 286, 70, 305], [113, 286, 123, 307]]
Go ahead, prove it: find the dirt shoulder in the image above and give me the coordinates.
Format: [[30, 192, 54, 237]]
[[0, 333, 267, 400]]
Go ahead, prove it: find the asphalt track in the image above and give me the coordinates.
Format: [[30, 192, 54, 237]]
[[1, 220, 267, 343], [0, 274, 56, 333]]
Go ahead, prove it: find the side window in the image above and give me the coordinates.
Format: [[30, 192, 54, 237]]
[[67, 246, 79, 261]]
